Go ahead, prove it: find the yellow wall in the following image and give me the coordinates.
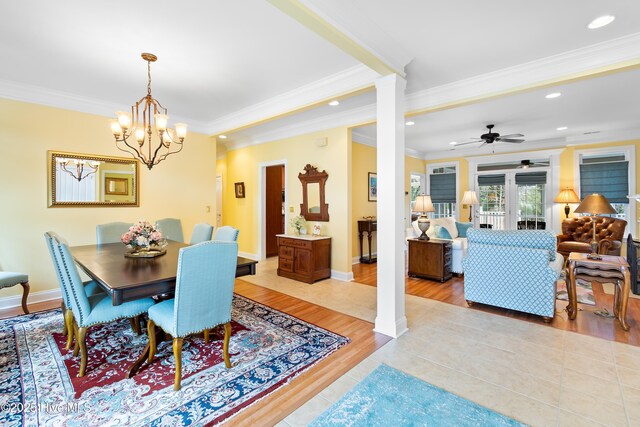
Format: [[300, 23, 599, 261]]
[[216, 156, 227, 226], [350, 141, 426, 258], [0, 98, 217, 297], [222, 127, 353, 274]]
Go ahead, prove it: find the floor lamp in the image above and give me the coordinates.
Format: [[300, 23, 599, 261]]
[[461, 191, 479, 223], [573, 193, 616, 260], [554, 188, 580, 219]]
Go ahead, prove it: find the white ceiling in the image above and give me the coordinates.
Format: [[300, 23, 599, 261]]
[[0, 1, 639, 154]]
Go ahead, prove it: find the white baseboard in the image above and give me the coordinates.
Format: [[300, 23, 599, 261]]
[[238, 251, 259, 261], [352, 252, 377, 265], [0, 288, 61, 311], [331, 270, 354, 282]]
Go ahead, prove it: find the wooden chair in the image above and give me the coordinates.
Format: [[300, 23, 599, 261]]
[[147, 241, 239, 390], [156, 218, 184, 243], [96, 222, 134, 244], [51, 234, 155, 377], [190, 223, 214, 245], [0, 271, 29, 314]]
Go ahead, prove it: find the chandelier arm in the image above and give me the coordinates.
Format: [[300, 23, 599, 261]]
[[116, 136, 149, 165], [153, 141, 184, 166]]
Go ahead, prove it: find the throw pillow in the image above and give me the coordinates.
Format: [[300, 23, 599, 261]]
[[434, 225, 452, 240], [456, 221, 473, 238], [431, 217, 458, 239]]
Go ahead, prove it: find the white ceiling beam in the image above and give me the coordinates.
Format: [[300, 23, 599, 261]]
[[268, 0, 410, 77]]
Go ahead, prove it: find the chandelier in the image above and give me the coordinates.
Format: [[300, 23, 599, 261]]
[[110, 53, 187, 170], [56, 158, 101, 181]]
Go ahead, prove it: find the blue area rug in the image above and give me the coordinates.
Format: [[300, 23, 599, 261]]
[[310, 364, 525, 427]]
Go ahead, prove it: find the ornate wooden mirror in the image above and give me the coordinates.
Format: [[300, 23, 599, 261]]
[[48, 150, 139, 207], [299, 164, 329, 221]]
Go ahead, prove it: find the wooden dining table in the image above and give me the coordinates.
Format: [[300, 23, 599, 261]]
[[70, 240, 257, 377], [71, 240, 258, 306]]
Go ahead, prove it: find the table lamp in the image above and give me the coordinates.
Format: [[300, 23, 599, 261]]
[[573, 193, 616, 260], [461, 191, 479, 222], [413, 195, 435, 240], [554, 188, 580, 219]]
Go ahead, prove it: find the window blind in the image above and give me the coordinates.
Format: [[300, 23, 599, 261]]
[[515, 172, 546, 185], [580, 161, 629, 203], [477, 174, 505, 186], [429, 173, 456, 203]]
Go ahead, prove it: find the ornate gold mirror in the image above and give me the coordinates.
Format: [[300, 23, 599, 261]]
[[48, 151, 139, 207], [299, 164, 329, 221]]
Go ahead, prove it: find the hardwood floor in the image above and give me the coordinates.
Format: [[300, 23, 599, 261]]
[[0, 279, 390, 426], [353, 262, 640, 346]]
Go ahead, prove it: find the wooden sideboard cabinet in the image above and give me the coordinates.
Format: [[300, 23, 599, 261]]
[[407, 238, 452, 282], [277, 235, 331, 284]]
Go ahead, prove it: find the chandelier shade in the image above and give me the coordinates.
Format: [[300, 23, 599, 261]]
[[111, 53, 187, 170]]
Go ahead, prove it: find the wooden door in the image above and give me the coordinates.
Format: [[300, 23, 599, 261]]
[[266, 165, 284, 257]]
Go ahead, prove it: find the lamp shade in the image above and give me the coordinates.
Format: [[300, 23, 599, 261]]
[[574, 193, 617, 215], [413, 195, 435, 213], [554, 188, 580, 204], [461, 190, 479, 205]]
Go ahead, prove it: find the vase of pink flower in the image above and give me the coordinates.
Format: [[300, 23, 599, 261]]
[[121, 220, 167, 258]]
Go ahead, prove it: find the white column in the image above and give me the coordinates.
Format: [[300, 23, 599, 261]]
[[374, 73, 408, 338]]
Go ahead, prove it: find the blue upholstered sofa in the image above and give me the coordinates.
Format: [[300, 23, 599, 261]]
[[462, 229, 564, 321]]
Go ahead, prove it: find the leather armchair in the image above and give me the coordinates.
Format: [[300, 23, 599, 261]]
[[556, 217, 627, 260]]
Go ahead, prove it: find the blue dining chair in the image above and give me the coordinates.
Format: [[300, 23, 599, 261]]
[[51, 234, 155, 377], [212, 226, 239, 242], [156, 218, 184, 243], [96, 222, 134, 244], [44, 232, 104, 349], [190, 223, 214, 245], [0, 271, 29, 314], [147, 241, 238, 390]]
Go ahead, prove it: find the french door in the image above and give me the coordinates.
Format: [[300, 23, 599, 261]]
[[476, 171, 548, 230]]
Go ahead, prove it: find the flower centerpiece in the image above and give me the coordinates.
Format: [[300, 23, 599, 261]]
[[121, 220, 167, 258], [289, 215, 307, 235]]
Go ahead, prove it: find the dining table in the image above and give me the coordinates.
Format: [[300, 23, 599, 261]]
[[70, 239, 258, 378], [70, 240, 257, 306]]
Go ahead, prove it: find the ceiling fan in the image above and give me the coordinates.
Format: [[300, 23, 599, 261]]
[[518, 159, 537, 169], [454, 124, 525, 147]]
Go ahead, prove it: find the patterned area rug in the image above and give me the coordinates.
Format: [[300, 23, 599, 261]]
[[0, 294, 349, 426], [556, 278, 596, 306], [310, 364, 524, 426]]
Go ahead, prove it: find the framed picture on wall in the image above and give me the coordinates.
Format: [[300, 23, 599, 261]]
[[105, 177, 129, 195], [234, 182, 246, 198], [368, 172, 377, 202]]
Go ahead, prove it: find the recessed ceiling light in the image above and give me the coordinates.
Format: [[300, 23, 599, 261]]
[[218, 135, 227, 139], [328, 100, 340, 106], [449, 141, 457, 145], [545, 92, 561, 99], [588, 15, 615, 30], [405, 121, 415, 126], [556, 126, 568, 131]]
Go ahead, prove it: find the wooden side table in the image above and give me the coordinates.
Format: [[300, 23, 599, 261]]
[[567, 252, 631, 330], [357, 219, 377, 264], [407, 238, 452, 282]]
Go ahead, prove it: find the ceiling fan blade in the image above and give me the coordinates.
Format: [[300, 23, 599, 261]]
[[499, 133, 524, 138], [453, 140, 482, 146], [498, 138, 525, 143]]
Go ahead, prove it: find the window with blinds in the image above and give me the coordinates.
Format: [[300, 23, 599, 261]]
[[579, 152, 629, 220], [429, 166, 457, 218]]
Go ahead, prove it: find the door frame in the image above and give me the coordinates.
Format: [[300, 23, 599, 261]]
[[467, 149, 562, 232], [258, 159, 287, 261]]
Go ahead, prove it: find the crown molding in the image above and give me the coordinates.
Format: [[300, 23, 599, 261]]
[[351, 129, 376, 147], [0, 79, 211, 134], [406, 32, 640, 115], [205, 64, 378, 135]]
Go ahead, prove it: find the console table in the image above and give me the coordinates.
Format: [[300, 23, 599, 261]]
[[567, 252, 631, 330], [276, 234, 331, 283], [407, 238, 452, 282], [357, 218, 377, 264]]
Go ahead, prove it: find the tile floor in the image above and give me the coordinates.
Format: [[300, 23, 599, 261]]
[[243, 259, 639, 426]]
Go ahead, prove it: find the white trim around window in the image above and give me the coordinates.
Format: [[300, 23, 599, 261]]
[[426, 160, 460, 220]]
